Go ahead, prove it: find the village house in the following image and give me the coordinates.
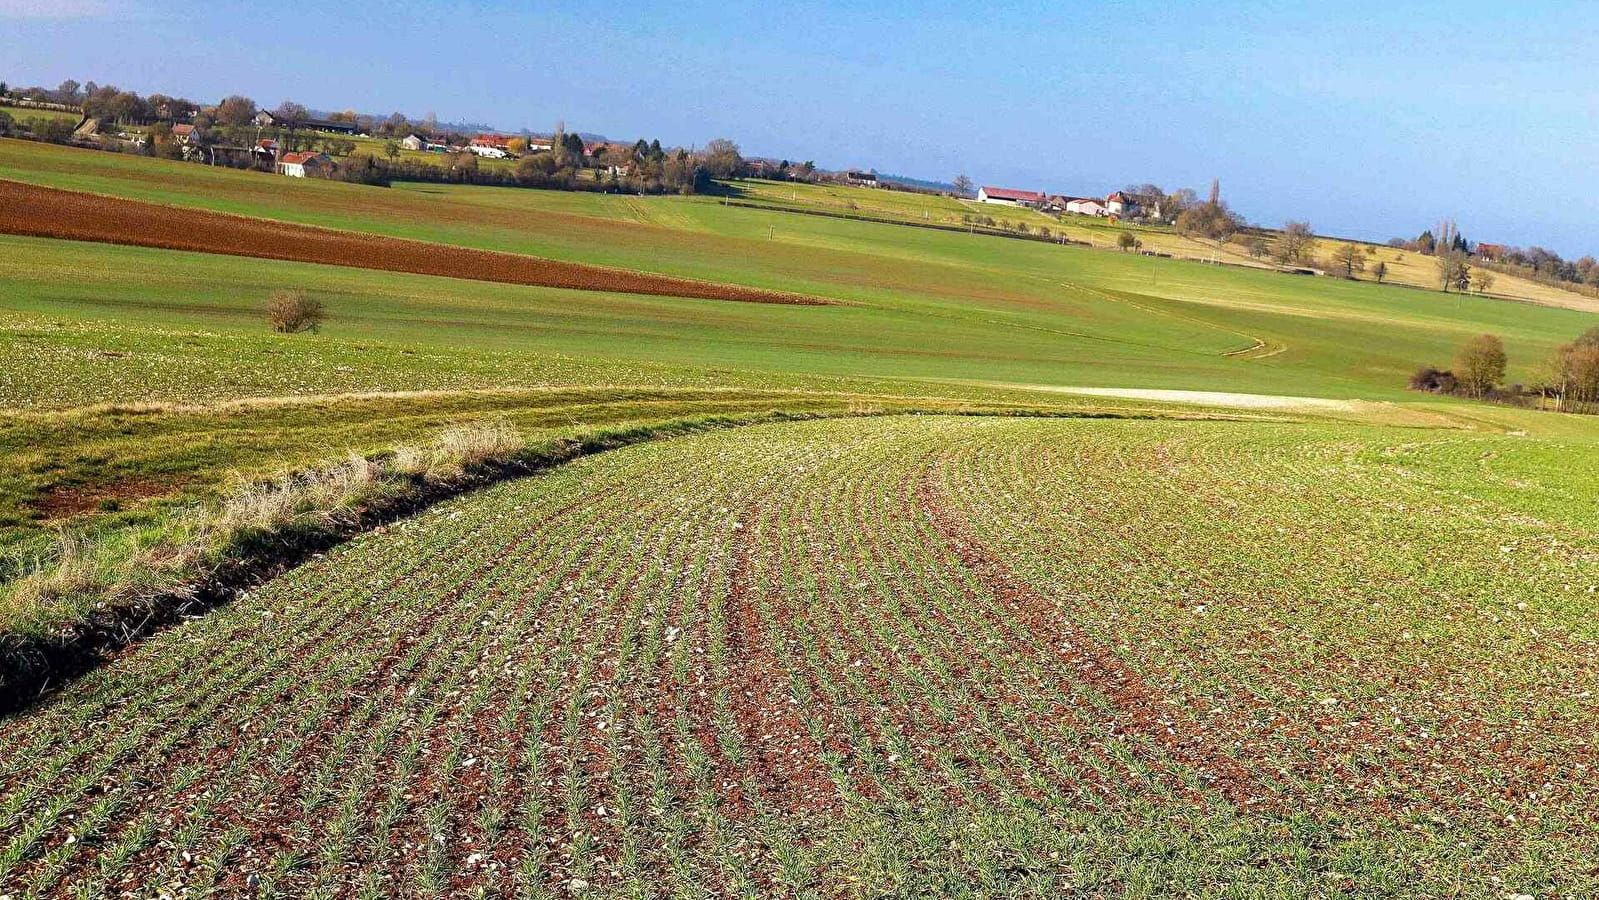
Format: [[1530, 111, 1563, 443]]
[[1105, 191, 1134, 216], [170, 123, 197, 144], [843, 170, 880, 187], [253, 111, 276, 128], [1066, 197, 1108, 216], [977, 186, 1046, 208], [277, 150, 336, 178], [251, 138, 278, 167], [400, 134, 427, 151]]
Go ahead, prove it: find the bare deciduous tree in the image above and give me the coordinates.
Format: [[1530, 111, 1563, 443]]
[[1454, 334, 1506, 397], [266, 291, 328, 334], [1331, 243, 1367, 279], [701, 138, 742, 179], [1276, 221, 1315, 264], [1437, 252, 1471, 292], [215, 95, 258, 127]]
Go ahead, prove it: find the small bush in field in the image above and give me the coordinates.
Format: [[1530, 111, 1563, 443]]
[[266, 290, 327, 334]]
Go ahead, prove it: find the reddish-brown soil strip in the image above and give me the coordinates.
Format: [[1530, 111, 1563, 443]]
[[724, 508, 844, 817], [915, 459, 1270, 810], [35, 476, 180, 520], [0, 180, 833, 306]]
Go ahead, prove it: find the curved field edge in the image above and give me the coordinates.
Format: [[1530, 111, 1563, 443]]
[[0, 180, 833, 307], [3, 415, 1595, 897], [0, 401, 1249, 713]]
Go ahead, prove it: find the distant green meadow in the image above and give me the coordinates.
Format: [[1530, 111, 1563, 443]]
[[3, 131, 1599, 900], [4, 137, 1598, 546]]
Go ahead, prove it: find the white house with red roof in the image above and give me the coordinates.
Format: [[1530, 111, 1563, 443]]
[[1066, 197, 1108, 216], [468, 134, 512, 158], [277, 151, 335, 178], [976, 186, 1045, 208], [1105, 191, 1136, 216]]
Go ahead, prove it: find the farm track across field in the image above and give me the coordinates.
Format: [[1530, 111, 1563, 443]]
[[3, 415, 1597, 897], [0, 180, 832, 306]]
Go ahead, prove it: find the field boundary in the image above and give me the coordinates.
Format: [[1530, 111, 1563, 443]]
[[716, 197, 1284, 273], [0, 179, 835, 306], [0, 402, 1266, 716]]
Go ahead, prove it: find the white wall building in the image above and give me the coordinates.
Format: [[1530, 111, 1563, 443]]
[[977, 186, 1046, 207]]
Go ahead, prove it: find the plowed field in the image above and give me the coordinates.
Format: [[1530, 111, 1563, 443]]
[[4, 416, 1596, 898], [0, 180, 831, 305]]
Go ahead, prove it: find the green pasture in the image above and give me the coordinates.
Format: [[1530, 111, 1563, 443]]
[[2, 136, 1597, 548]]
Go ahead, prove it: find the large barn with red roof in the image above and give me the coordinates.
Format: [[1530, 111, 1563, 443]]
[[976, 186, 1046, 208]]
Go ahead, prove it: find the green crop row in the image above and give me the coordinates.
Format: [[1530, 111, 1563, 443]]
[[3, 415, 1595, 897]]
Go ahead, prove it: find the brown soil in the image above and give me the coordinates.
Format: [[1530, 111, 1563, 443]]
[[34, 476, 178, 519], [914, 460, 1271, 810], [0, 179, 833, 306]]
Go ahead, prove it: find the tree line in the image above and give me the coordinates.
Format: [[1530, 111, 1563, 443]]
[[1411, 328, 1599, 413], [1392, 218, 1599, 298], [0, 75, 765, 196]]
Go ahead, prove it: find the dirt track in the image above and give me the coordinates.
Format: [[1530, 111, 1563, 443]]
[[0, 180, 831, 305]]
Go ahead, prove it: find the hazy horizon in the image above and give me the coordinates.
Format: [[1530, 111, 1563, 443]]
[[6, 0, 1597, 256]]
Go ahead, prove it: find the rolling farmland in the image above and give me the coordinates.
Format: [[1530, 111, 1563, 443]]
[[3, 135, 1599, 898], [2, 417, 1596, 897], [0, 181, 826, 306]]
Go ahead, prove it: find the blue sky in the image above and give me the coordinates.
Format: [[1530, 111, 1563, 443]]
[[5, 0, 1597, 255]]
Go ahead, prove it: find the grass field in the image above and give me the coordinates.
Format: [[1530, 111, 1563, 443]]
[[727, 179, 1598, 311], [0, 106, 81, 128], [3, 137, 1599, 897]]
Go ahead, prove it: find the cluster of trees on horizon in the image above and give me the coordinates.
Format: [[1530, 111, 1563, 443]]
[[0, 76, 806, 196], [1390, 218, 1599, 298], [11, 74, 1599, 292]]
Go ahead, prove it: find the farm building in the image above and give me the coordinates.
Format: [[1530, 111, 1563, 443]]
[[1066, 197, 1109, 216], [525, 137, 553, 152], [252, 139, 278, 166], [977, 186, 1045, 208], [1105, 191, 1134, 216], [467, 135, 514, 158], [252, 111, 276, 127], [302, 118, 357, 135], [400, 134, 427, 151], [170, 123, 197, 144], [277, 151, 336, 178], [843, 171, 880, 187]]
